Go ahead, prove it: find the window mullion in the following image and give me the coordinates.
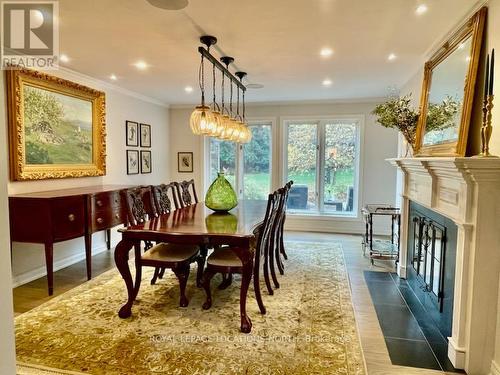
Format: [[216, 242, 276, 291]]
[[318, 121, 326, 213]]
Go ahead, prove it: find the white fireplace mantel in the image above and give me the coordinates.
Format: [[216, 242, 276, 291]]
[[388, 157, 500, 375]]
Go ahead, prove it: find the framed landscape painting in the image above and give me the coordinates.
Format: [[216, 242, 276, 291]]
[[6, 67, 106, 180]]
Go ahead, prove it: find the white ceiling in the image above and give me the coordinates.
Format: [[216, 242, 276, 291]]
[[58, 0, 480, 105]]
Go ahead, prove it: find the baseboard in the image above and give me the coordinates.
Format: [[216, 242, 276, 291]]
[[491, 360, 500, 375], [285, 217, 391, 236], [397, 264, 407, 278], [12, 245, 111, 288], [448, 337, 466, 370]]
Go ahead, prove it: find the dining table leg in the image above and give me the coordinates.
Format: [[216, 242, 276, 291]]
[[232, 246, 254, 333], [114, 238, 137, 319]]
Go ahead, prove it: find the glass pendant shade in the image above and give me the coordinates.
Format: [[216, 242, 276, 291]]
[[207, 109, 223, 137], [205, 172, 238, 212], [190, 105, 214, 135]]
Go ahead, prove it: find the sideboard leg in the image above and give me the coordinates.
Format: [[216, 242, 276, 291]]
[[106, 229, 111, 250], [84, 232, 92, 280], [44, 242, 54, 296]]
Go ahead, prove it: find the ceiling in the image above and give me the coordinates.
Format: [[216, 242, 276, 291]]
[[58, 0, 480, 105]]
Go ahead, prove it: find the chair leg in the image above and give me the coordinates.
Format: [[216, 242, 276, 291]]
[[196, 246, 207, 288], [158, 267, 166, 279], [280, 221, 288, 260], [150, 267, 161, 285], [276, 233, 285, 276], [218, 273, 233, 290], [253, 255, 266, 315], [202, 268, 217, 310], [263, 245, 274, 295], [172, 265, 190, 307], [269, 237, 280, 289]]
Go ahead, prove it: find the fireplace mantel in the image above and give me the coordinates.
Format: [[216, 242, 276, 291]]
[[388, 157, 500, 375]]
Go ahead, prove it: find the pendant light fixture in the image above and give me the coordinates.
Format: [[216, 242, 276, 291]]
[[235, 71, 252, 143], [189, 36, 217, 135], [190, 35, 252, 143]]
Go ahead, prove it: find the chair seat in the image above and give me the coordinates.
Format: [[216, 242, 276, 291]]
[[207, 248, 242, 267], [142, 243, 199, 263]]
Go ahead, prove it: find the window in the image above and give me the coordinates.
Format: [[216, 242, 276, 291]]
[[207, 121, 272, 200], [284, 118, 361, 216]]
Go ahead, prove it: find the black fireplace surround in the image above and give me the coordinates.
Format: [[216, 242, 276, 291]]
[[407, 201, 458, 339]]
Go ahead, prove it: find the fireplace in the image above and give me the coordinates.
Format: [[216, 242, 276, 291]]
[[389, 157, 500, 374], [407, 201, 457, 339]]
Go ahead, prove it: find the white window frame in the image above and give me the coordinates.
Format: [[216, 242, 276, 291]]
[[203, 117, 277, 198], [281, 115, 364, 218]]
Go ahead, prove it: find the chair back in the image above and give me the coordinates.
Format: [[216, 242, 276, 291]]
[[122, 186, 158, 225], [176, 179, 198, 208], [152, 183, 179, 215], [255, 189, 283, 256]]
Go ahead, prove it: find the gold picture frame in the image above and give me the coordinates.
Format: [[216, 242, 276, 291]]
[[414, 7, 486, 156], [6, 67, 106, 180]]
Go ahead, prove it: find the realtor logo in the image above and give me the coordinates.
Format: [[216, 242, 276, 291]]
[[1, 1, 59, 69]]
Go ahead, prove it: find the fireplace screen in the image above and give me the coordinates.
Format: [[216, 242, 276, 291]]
[[411, 217, 446, 312]]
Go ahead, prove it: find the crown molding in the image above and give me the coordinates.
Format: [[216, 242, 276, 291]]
[[169, 97, 385, 110], [55, 66, 169, 108]]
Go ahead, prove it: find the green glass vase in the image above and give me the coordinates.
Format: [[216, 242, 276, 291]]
[[205, 172, 238, 212]]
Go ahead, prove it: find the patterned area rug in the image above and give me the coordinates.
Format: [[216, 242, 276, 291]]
[[16, 241, 365, 375]]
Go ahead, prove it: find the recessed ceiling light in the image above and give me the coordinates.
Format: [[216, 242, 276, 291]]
[[388, 53, 397, 61], [184, 86, 193, 93], [60, 54, 69, 63], [322, 79, 333, 86], [109, 74, 117, 81], [320, 48, 334, 57], [133, 61, 149, 70], [416, 4, 428, 15]]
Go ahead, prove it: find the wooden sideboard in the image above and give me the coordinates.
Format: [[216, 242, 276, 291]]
[[9, 185, 133, 295]]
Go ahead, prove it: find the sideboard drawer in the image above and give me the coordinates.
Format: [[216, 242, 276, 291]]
[[92, 191, 121, 211], [93, 208, 127, 231], [51, 197, 86, 241]]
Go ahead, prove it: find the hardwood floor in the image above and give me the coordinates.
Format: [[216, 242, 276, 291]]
[[12, 232, 456, 374]]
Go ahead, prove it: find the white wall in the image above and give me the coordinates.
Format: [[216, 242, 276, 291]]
[[169, 100, 399, 235], [399, 2, 500, 373], [1, 69, 170, 285]]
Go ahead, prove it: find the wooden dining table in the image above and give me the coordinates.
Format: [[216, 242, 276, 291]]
[[114, 200, 267, 333]]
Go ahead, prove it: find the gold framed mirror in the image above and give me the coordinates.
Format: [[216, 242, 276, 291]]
[[414, 7, 486, 156]]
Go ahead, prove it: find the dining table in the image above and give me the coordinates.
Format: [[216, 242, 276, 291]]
[[114, 200, 267, 333]]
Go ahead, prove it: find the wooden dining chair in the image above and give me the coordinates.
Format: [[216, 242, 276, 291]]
[[122, 186, 202, 307], [275, 181, 293, 276], [263, 188, 285, 292], [149, 182, 182, 284], [152, 183, 180, 215], [175, 179, 198, 208], [201, 191, 279, 317]]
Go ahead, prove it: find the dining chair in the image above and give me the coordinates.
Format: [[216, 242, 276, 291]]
[[175, 179, 198, 208], [263, 188, 285, 291], [122, 186, 202, 307], [149, 183, 182, 284], [152, 182, 180, 215], [201, 190, 279, 316], [275, 181, 293, 275]]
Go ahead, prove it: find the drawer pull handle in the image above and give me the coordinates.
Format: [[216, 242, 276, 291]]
[[68, 214, 76, 222], [96, 200, 103, 207], [97, 218, 104, 224], [115, 214, 120, 219]]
